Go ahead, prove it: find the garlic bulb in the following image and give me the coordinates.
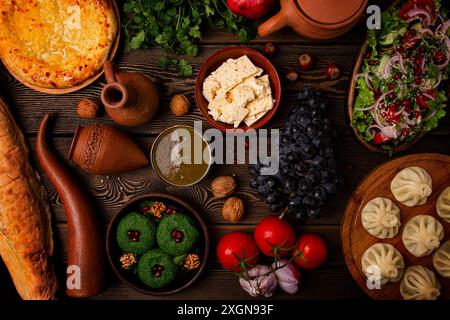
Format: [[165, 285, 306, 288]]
[[272, 259, 301, 294], [239, 265, 277, 297]]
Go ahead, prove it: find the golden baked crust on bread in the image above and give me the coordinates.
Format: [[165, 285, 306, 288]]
[[0, 97, 57, 300], [0, 0, 118, 89]]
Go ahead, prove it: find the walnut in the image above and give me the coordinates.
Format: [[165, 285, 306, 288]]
[[211, 175, 237, 198], [183, 253, 201, 270], [77, 98, 100, 118], [120, 253, 137, 270], [151, 201, 166, 218], [170, 94, 190, 116], [222, 197, 245, 222]]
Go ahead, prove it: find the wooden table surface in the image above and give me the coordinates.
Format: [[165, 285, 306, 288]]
[[1, 1, 449, 300]]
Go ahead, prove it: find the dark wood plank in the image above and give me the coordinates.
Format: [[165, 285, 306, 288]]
[[26, 133, 450, 227], [3, 43, 449, 137]]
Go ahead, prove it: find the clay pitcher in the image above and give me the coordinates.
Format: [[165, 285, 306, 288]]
[[101, 61, 160, 126], [68, 123, 149, 175]]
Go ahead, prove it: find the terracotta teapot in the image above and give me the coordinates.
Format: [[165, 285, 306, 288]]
[[67, 123, 149, 175], [258, 0, 368, 40], [101, 61, 160, 126]]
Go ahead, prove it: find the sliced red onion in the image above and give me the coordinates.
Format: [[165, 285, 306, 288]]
[[420, 55, 426, 71], [406, 8, 432, 26], [365, 73, 373, 90], [432, 74, 442, 89], [383, 60, 391, 79], [395, 106, 405, 116], [419, 28, 433, 36], [397, 55, 407, 73], [422, 92, 436, 101], [424, 110, 437, 122], [355, 90, 392, 112], [355, 104, 376, 112], [440, 20, 450, 35], [371, 109, 387, 127], [355, 73, 365, 80]]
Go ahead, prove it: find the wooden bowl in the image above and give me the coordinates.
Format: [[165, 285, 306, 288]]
[[346, 0, 449, 154], [195, 46, 281, 132], [3, 0, 121, 94], [342, 153, 450, 300], [106, 193, 210, 296]]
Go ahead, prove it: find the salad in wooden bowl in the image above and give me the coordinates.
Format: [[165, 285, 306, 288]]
[[348, 0, 449, 154]]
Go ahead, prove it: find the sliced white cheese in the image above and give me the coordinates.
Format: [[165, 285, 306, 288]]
[[246, 95, 274, 118]]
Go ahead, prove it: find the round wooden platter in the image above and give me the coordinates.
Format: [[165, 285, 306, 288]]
[[341, 153, 450, 300], [3, 0, 121, 95]]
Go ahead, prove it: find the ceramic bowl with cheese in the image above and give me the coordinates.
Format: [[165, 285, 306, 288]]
[[195, 46, 281, 132]]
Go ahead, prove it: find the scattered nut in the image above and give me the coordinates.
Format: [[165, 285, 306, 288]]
[[170, 94, 190, 116], [211, 175, 237, 198], [77, 98, 100, 118], [285, 69, 298, 82], [262, 42, 277, 57], [222, 197, 245, 223], [298, 53, 313, 70], [325, 63, 340, 80]]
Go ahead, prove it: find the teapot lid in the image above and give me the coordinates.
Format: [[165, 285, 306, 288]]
[[296, 0, 366, 25]]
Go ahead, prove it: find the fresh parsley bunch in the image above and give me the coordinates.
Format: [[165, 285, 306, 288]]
[[123, 0, 256, 76]]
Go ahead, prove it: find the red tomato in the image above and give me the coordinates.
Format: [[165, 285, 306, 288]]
[[293, 234, 328, 270], [216, 232, 260, 272], [254, 216, 296, 257], [373, 132, 391, 144]]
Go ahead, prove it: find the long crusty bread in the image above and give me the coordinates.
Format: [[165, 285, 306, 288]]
[[0, 97, 57, 299]]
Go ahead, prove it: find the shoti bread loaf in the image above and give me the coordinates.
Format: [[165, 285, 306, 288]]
[[0, 97, 57, 299]]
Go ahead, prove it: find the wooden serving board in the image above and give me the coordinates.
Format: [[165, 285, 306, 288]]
[[342, 153, 450, 300]]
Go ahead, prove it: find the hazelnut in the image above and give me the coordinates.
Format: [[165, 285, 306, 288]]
[[77, 98, 100, 118], [285, 69, 298, 82], [324, 63, 340, 80], [298, 53, 313, 71], [222, 197, 245, 223], [170, 94, 190, 116], [211, 175, 237, 198], [262, 42, 277, 57]]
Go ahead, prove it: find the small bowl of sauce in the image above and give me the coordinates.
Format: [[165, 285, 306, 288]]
[[151, 125, 212, 187]]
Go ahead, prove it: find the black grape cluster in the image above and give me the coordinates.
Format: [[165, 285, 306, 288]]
[[248, 88, 343, 220]]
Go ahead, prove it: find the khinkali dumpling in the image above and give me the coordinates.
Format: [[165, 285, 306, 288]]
[[433, 240, 450, 278], [436, 187, 450, 223], [361, 243, 404, 285], [402, 215, 444, 257], [390, 167, 432, 207], [361, 197, 401, 239], [400, 266, 441, 300]]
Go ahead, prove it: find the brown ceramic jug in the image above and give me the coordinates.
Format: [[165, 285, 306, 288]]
[[67, 123, 149, 175], [258, 0, 368, 40], [101, 61, 160, 126], [36, 114, 106, 298]]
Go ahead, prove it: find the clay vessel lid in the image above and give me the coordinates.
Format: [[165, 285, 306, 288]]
[[296, 0, 366, 25]]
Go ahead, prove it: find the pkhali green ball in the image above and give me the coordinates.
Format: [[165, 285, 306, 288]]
[[137, 249, 178, 288], [116, 212, 156, 254], [156, 213, 200, 256]]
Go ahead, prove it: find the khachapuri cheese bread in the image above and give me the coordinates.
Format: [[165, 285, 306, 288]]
[[0, 0, 118, 89], [0, 97, 57, 300], [203, 55, 275, 127]]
